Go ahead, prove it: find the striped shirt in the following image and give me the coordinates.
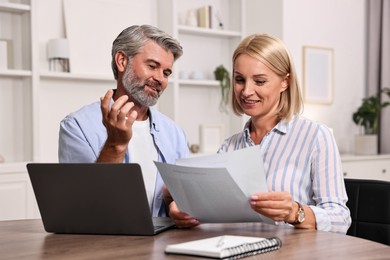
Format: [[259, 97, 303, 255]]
[[218, 116, 351, 234]]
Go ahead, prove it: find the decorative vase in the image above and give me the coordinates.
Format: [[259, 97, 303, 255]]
[[186, 10, 198, 27], [354, 134, 378, 155]]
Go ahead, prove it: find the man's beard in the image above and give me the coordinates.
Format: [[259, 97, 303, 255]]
[[122, 64, 162, 107]]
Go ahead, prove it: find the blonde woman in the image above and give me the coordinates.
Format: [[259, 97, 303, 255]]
[[165, 34, 351, 234]]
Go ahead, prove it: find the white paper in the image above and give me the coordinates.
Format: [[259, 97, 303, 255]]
[[155, 146, 274, 224], [177, 145, 268, 196]]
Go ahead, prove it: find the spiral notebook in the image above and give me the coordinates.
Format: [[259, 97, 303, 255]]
[[165, 235, 282, 259]]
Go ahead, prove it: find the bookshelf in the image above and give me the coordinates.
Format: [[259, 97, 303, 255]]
[[157, 0, 246, 154]]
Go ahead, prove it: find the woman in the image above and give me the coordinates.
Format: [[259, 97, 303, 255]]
[[165, 34, 351, 234]]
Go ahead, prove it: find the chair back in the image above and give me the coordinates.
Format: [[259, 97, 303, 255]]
[[345, 178, 390, 245]]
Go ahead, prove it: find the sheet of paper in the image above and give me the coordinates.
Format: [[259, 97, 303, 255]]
[[176, 145, 268, 196], [155, 146, 274, 224], [155, 162, 267, 223]]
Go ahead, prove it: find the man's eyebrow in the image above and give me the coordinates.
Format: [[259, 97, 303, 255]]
[[145, 58, 160, 65], [146, 59, 172, 74]]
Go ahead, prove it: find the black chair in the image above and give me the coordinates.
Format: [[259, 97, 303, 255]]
[[344, 178, 390, 245]]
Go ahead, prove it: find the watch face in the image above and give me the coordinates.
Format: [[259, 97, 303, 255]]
[[298, 210, 305, 223]]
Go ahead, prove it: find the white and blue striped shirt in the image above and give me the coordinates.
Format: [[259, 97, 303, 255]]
[[218, 116, 351, 234]]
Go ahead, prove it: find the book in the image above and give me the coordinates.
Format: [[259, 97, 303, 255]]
[[165, 235, 282, 259], [197, 5, 211, 28]]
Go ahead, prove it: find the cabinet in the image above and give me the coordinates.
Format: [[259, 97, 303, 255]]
[[341, 154, 390, 182], [0, 163, 40, 220], [0, 0, 34, 164], [157, 0, 246, 153]]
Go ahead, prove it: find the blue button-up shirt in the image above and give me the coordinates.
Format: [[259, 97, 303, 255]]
[[58, 100, 189, 217]]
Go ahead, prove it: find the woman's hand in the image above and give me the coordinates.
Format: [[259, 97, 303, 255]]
[[250, 191, 316, 229], [250, 191, 296, 223]]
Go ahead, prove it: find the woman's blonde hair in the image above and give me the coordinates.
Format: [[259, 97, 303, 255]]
[[231, 34, 303, 120]]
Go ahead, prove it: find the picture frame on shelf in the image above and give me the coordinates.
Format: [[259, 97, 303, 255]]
[[199, 124, 224, 154], [302, 46, 333, 104]]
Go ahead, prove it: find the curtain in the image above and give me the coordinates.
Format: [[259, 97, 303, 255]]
[[367, 0, 390, 153]]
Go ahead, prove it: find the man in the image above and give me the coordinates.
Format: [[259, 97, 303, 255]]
[[58, 25, 189, 217]]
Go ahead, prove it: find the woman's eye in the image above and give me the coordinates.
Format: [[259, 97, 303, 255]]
[[255, 80, 266, 85], [234, 77, 245, 84]]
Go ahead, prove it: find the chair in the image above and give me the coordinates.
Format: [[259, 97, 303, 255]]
[[344, 178, 390, 245]]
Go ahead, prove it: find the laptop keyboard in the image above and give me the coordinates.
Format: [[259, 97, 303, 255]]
[[153, 225, 164, 231]]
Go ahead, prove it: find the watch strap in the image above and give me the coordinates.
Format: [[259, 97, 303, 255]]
[[294, 201, 305, 224]]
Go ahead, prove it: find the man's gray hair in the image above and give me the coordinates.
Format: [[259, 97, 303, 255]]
[[111, 24, 183, 80]]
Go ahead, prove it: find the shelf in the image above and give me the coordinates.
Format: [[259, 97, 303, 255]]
[[0, 69, 32, 78], [40, 71, 115, 82], [178, 79, 219, 86], [0, 2, 30, 13], [178, 25, 241, 38]]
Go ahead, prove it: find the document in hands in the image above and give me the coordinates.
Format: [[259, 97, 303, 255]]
[[154, 145, 274, 224], [165, 235, 282, 259]]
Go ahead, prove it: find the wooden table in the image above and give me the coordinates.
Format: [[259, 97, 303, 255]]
[[1, 219, 389, 259]]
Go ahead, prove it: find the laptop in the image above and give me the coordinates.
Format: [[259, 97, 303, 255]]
[[26, 163, 175, 236]]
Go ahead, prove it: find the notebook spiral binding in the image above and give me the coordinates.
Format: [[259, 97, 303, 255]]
[[222, 237, 282, 259]]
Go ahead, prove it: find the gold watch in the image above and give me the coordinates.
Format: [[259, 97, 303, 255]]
[[294, 201, 305, 224]]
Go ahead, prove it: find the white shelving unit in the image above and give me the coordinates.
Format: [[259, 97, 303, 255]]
[[0, 0, 115, 220], [0, 2, 30, 12], [0, 0, 34, 165], [39, 71, 114, 82], [0, 0, 40, 220], [157, 0, 246, 153]]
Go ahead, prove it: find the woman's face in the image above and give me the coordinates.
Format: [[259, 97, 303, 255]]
[[233, 54, 288, 119]]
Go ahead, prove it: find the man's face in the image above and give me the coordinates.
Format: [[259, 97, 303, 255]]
[[122, 41, 174, 107]]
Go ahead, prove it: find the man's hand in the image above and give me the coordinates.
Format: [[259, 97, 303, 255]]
[[167, 201, 200, 228], [162, 185, 199, 228], [96, 89, 138, 162]]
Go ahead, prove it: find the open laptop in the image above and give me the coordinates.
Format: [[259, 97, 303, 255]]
[[26, 163, 175, 236]]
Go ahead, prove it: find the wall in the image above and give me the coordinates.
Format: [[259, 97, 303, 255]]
[[245, 0, 366, 154], [283, 0, 366, 154]]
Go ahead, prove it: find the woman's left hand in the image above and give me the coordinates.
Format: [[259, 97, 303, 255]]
[[250, 191, 296, 223]]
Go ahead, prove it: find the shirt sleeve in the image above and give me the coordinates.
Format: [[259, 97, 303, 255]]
[[310, 125, 351, 234], [58, 116, 98, 163]]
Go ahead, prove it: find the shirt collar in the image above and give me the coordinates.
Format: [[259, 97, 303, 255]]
[[243, 116, 293, 139], [148, 108, 159, 132]]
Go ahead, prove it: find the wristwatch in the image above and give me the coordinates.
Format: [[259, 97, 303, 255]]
[[294, 201, 305, 224]]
